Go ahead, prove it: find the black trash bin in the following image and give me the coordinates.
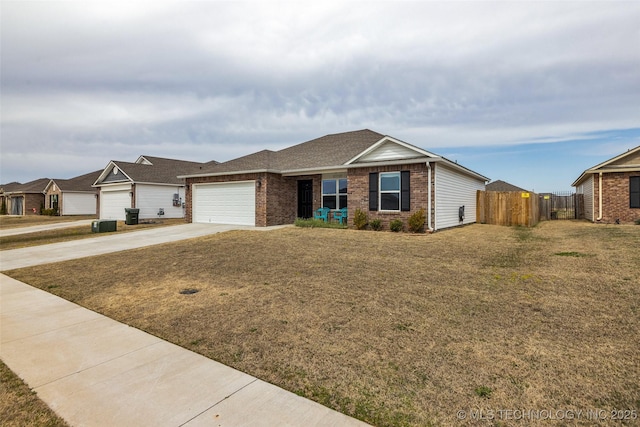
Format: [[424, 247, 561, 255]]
[[125, 208, 140, 225]]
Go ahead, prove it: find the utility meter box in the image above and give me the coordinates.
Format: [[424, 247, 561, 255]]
[[92, 220, 117, 233]]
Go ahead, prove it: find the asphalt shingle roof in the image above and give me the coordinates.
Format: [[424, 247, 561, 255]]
[[1, 178, 50, 194], [101, 156, 213, 185], [52, 170, 102, 192], [192, 129, 385, 175], [486, 180, 529, 192]]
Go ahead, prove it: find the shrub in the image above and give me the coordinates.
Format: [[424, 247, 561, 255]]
[[390, 219, 403, 232], [369, 218, 382, 231], [407, 208, 426, 233], [635, 218, 640, 225], [41, 208, 57, 216], [353, 208, 368, 230]]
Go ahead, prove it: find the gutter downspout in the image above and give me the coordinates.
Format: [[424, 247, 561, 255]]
[[597, 172, 603, 221], [427, 162, 434, 232]]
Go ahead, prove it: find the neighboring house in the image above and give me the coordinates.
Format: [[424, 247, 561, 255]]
[[93, 156, 215, 221], [44, 170, 102, 215], [572, 145, 640, 223], [486, 180, 530, 192], [179, 129, 489, 231], [0, 178, 50, 215]]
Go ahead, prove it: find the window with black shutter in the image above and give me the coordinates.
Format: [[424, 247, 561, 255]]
[[631, 176, 640, 208], [369, 173, 378, 211], [369, 170, 411, 211]]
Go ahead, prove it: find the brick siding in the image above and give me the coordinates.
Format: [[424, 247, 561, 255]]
[[347, 163, 434, 230], [186, 164, 436, 228], [24, 193, 45, 215], [593, 172, 640, 223], [44, 186, 62, 213], [186, 173, 322, 226]]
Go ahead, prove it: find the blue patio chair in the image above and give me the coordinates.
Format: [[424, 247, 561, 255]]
[[314, 207, 331, 222], [333, 207, 348, 225]]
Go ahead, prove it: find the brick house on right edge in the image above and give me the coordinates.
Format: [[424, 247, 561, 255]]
[[572, 145, 640, 223]]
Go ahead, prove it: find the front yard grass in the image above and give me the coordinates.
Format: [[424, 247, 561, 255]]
[[0, 360, 68, 427], [4, 221, 640, 426]]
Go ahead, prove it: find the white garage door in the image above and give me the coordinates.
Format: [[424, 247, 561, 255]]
[[100, 190, 130, 220], [63, 193, 97, 215], [193, 181, 255, 226]]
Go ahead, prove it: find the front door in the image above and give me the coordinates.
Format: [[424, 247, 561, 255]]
[[297, 180, 313, 219]]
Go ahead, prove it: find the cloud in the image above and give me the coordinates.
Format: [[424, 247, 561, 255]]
[[1, 1, 639, 183]]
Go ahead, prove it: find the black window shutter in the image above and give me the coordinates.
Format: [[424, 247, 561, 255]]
[[631, 176, 640, 208], [369, 173, 379, 211], [401, 170, 411, 211]]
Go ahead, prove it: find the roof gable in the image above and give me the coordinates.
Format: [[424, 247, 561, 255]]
[[572, 145, 640, 186], [348, 136, 438, 165], [48, 170, 103, 192]]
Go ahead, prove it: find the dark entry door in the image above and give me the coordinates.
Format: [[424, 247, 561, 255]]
[[297, 180, 313, 219]]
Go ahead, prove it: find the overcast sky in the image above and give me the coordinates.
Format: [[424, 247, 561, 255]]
[[2, 1, 639, 192]]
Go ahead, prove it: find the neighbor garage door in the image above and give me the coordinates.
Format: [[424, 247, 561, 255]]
[[100, 190, 130, 220], [193, 181, 255, 226]]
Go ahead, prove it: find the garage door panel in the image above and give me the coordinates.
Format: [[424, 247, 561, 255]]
[[194, 182, 255, 226], [100, 191, 130, 220]]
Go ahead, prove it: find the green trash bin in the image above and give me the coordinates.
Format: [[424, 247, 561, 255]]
[[125, 208, 140, 225]]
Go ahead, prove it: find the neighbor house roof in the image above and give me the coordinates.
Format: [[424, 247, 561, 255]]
[[94, 156, 215, 186], [179, 129, 489, 182], [1, 178, 50, 194], [572, 145, 640, 187], [46, 170, 102, 193], [486, 180, 530, 192]]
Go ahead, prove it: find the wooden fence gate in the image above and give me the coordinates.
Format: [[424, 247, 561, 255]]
[[476, 191, 540, 227], [538, 191, 584, 220]]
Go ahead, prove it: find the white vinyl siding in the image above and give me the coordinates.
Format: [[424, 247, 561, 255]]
[[435, 165, 486, 230], [359, 141, 422, 162], [100, 184, 131, 220], [62, 193, 96, 215], [576, 175, 594, 221], [135, 184, 185, 219], [193, 181, 255, 226]]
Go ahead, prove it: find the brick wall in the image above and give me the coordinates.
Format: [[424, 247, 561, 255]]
[[347, 163, 434, 230], [44, 186, 62, 212], [185, 173, 322, 226], [24, 193, 45, 215], [186, 165, 439, 228], [593, 172, 640, 223]]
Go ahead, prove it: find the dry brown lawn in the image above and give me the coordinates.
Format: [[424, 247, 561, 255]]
[[0, 360, 68, 427], [4, 221, 640, 426]]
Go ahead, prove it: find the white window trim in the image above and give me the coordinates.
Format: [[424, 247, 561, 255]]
[[379, 172, 401, 212]]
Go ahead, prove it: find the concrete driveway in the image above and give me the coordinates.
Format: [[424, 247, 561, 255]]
[[0, 223, 279, 270], [0, 219, 95, 237]]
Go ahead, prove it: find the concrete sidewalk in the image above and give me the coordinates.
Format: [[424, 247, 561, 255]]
[[0, 222, 368, 426], [1, 274, 368, 426]]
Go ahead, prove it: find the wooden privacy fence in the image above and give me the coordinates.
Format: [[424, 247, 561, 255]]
[[477, 191, 540, 227]]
